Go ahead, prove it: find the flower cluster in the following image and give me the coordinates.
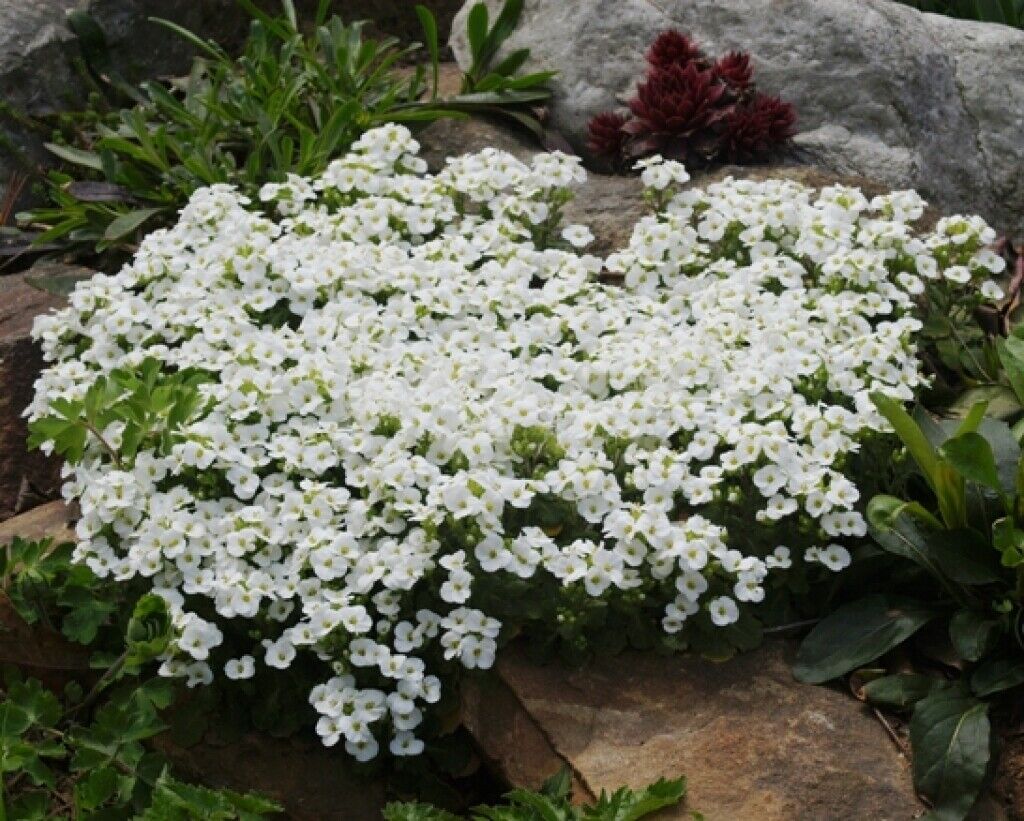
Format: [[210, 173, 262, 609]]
[[587, 30, 796, 169], [29, 125, 1003, 761]]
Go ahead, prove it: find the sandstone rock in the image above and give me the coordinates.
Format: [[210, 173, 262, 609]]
[[0, 499, 75, 546], [152, 732, 386, 821], [461, 641, 922, 820], [0, 267, 78, 521], [450, 0, 1024, 236]]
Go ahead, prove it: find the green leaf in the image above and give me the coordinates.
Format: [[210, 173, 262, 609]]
[[25, 268, 93, 297], [872, 393, 942, 492], [587, 777, 688, 821], [860, 673, 946, 711], [415, 6, 440, 101], [102, 207, 165, 243], [869, 505, 1000, 590], [76, 765, 118, 810], [948, 610, 1002, 662], [970, 656, 1024, 696], [940, 432, 1001, 492], [793, 595, 937, 684], [540, 767, 572, 800], [125, 594, 173, 665], [466, 3, 490, 65], [383, 803, 461, 821], [44, 142, 104, 171], [910, 689, 990, 820]]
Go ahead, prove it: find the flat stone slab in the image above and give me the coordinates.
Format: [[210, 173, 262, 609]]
[[462, 641, 922, 820]]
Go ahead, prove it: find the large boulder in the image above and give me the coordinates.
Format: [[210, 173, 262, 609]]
[[462, 641, 923, 820], [450, 0, 1024, 237]]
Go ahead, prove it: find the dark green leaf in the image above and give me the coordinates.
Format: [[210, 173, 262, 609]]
[[940, 432, 1001, 492], [102, 207, 165, 243], [970, 656, 1024, 696], [910, 689, 990, 820], [948, 610, 1002, 662], [793, 595, 937, 684], [860, 673, 946, 710]]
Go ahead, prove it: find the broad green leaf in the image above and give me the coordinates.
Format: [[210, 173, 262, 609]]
[[102, 207, 165, 243], [950, 385, 1021, 421], [910, 689, 989, 820], [869, 508, 999, 592], [948, 610, 1002, 662], [970, 656, 1024, 696], [940, 432, 1001, 492], [860, 673, 946, 710], [793, 595, 937, 684]]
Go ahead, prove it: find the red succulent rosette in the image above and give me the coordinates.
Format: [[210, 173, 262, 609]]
[[586, 111, 629, 159], [624, 62, 728, 158], [645, 29, 705, 71], [714, 51, 754, 92], [719, 93, 797, 162]]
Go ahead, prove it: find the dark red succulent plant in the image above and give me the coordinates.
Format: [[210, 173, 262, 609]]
[[586, 111, 629, 160], [714, 51, 754, 92], [624, 62, 727, 159], [645, 29, 705, 71], [586, 29, 797, 170], [720, 94, 797, 162]]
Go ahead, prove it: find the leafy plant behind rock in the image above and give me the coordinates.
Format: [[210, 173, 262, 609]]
[[899, 0, 1024, 28], [16, 0, 551, 265], [586, 30, 796, 170]]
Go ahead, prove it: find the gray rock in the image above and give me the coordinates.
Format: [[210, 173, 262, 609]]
[[450, 0, 1024, 235]]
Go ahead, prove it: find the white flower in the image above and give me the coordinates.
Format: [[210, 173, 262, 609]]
[[225, 655, 256, 680], [264, 638, 297, 669], [708, 596, 739, 626], [819, 543, 853, 572], [562, 224, 594, 248]]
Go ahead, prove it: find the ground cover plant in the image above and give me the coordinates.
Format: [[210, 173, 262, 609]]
[[898, 0, 1024, 28], [0, 536, 281, 818], [12, 0, 550, 267], [384, 769, 688, 821], [21, 117, 1008, 777], [586, 30, 796, 170]]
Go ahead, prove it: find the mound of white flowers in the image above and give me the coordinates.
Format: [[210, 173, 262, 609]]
[[29, 125, 1004, 761]]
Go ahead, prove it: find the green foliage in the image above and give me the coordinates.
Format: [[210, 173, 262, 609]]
[[0, 668, 279, 819], [898, 0, 1024, 27], [794, 394, 1024, 818], [384, 769, 689, 821], [1, 511, 277, 818], [28, 357, 211, 466], [1, 535, 125, 647], [17, 0, 552, 263]]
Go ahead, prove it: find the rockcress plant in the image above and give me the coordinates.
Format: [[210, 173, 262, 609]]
[[27, 125, 1005, 762]]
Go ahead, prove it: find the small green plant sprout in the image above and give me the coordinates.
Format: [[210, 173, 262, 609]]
[[383, 767, 690, 821]]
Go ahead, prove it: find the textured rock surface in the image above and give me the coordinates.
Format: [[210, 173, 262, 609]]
[[462, 641, 922, 820], [152, 731, 386, 821], [451, 0, 1024, 235], [0, 268, 77, 521]]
